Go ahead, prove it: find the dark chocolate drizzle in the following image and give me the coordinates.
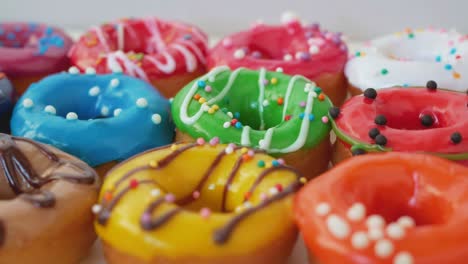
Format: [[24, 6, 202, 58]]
[[0, 134, 96, 207], [0, 220, 4, 247], [98, 143, 301, 245]]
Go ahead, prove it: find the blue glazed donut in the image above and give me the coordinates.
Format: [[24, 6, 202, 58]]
[[0, 73, 14, 132], [11, 68, 175, 167]]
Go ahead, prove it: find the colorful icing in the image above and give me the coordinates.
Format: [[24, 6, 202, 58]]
[[330, 87, 468, 162], [0, 22, 73, 76], [10, 70, 174, 167], [94, 143, 301, 260], [295, 152, 468, 264], [208, 13, 347, 80], [346, 28, 468, 92], [69, 17, 208, 80], [171, 66, 332, 155], [0, 73, 14, 132]]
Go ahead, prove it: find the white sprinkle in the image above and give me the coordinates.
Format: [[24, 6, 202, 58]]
[[281, 11, 299, 24], [276, 67, 284, 72], [66, 112, 78, 120], [227, 112, 234, 118], [326, 214, 350, 239], [225, 146, 234, 154], [201, 103, 210, 112], [368, 227, 384, 240], [68, 66, 80, 74], [113, 108, 122, 117], [304, 83, 312, 93], [309, 45, 320, 54], [386, 223, 405, 240], [283, 54, 293, 61], [397, 216, 415, 228], [88, 86, 100, 96], [101, 106, 109, 116], [91, 204, 102, 214], [151, 114, 162, 124], [262, 99, 269, 107], [233, 49, 246, 59], [44, 105, 56, 115], [315, 202, 330, 216], [110, 78, 120, 88], [347, 203, 366, 222], [351, 231, 369, 249], [22, 98, 34, 108], [85, 67, 96, 75], [235, 206, 243, 213], [150, 189, 161, 197], [223, 122, 231, 128], [393, 252, 414, 264], [136, 98, 148, 108], [366, 215, 386, 229], [375, 239, 394, 258], [243, 201, 252, 209], [269, 187, 279, 195], [208, 184, 216, 190]]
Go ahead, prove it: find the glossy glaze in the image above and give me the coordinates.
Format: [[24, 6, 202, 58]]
[[11, 71, 174, 167], [172, 66, 332, 155], [0, 22, 73, 77], [69, 17, 208, 80], [295, 152, 468, 264], [208, 18, 347, 80], [95, 143, 300, 260], [332, 87, 468, 160], [0, 73, 14, 132]]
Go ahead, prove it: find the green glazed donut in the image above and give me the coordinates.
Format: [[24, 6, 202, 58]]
[[171, 66, 332, 155]]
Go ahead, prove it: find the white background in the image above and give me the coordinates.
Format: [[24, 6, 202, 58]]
[[1, 0, 466, 40]]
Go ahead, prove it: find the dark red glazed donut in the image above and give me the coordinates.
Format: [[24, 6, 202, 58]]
[[330, 85, 468, 165], [208, 13, 348, 105], [69, 17, 209, 98], [0, 22, 73, 95]]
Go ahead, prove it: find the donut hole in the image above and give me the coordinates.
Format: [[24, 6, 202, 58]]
[[377, 33, 451, 62], [375, 92, 455, 130], [338, 163, 453, 227]]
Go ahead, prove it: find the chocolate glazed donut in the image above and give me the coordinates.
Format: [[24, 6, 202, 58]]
[[0, 133, 99, 264]]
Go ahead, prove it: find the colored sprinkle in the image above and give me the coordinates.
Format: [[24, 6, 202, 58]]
[[209, 137, 220, 146], [234, 112, 240, 118], [435, 55, 442, 62], [197, 80, 206, 88], [453, 72, 461, 79], [318, 94, 326, 101], [445, 64, 453, 70], [314, 87, 322, 93], [257, 160, 265, 167], [355, 51, 362, 57], [244, 192, 252, 200], [299, 113, 305, 119], [129, 179, 139, 189], [277, 97, 284, 105], [408, 33, 415, 39], [242, 154, 252, 161], [299, 101, 306, 107], [205, 86, 212, 92], [192, 191, 200, 199], [381, 68, 389, 75], [277, 158, 285, 165], [198, 97, 206, 104], [170, 144, 178, 151], [196, 138, 206, 145], [263, 79, 269, 85], [104, 192, 113, 202], [235, 122, 243, 129], [271, 78, 278, 85], [165, 194, 176, 203], [285, 115, 292, 121], [149, 160, 158, 168], [241, 147, 248, 154], [321, 116, 329, 123], [272, 160, 280, 167], [450, 48, 457, 54], [299, 177, 307, 184], [308, 114, 315, 121]]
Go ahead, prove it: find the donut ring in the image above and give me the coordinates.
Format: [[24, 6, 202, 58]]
[[69, 17, 209, 98], [171, 66, 333, 178], [11, 69, 174, 174], [329, 86, 468, 165], [294, 152, 468, 264], [0, 134, 99, 264], [94, 143, 301, 264], [0, 22, 73, 95], [208, 13, 348, 105], [346, 28, 468, 95], [0, 73, 14, 132]]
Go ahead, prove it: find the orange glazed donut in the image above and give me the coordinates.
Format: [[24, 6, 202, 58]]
[[69, 17, 209, 98], [294, 152, 468, 264], [94, 142, 303, 264], [0, 134, 99, 264]]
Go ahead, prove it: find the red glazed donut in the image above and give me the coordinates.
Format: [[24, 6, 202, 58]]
[[330, 85, 468, 165], [69, 17, 209, 98], [208, 13, 348, 105], [295, 152, 468, 264], [0, 22, 73, 95]]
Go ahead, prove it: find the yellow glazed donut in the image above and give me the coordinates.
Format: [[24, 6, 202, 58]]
[[94, 142, 302, 264]]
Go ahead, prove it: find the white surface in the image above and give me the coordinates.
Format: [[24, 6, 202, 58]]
[[1, 0, 467, 40]]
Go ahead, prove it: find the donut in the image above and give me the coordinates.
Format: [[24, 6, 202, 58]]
[[208, 12, 348, 105], [171, 66, 333, 178], [346, 28, 468, 95], [0, 73, 15, 132], [0, 22, 73, 95], [329, 86, 468, 166], [94, 142, 302, 264], [0, 133, 99, 264], [294, 152, 468, 264], [10, 69, 174, 175], [69, 17, 209, 98]]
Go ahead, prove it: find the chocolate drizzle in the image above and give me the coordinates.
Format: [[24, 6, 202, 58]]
[[98, 143, 301, 245], [0, 220, 4, 247], [0, 134, 97, 207]]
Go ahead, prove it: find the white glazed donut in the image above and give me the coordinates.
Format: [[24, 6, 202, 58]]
[[345, 28, 468, 93]]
